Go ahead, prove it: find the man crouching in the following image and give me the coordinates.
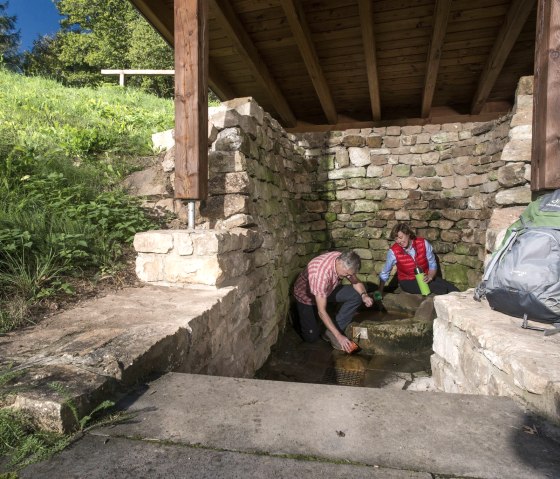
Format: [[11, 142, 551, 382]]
[[293, 250, 373, 353]]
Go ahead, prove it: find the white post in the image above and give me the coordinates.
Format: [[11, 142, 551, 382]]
[[188, 201, 196, 230], [119, 72, 125, 87]]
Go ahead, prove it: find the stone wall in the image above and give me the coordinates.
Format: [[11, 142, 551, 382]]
[[431, 292, 560, 426], [298, 77, 534, 290], [133, 77, 534, 374], [134, 99, 330, 372]]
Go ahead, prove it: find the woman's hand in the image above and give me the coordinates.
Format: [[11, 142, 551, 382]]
[[425, 270, 437, 282]]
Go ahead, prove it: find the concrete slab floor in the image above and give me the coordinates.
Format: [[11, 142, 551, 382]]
[[22, 372, 559, 479]]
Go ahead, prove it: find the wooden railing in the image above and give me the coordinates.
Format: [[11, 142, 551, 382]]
[[100, 69, 174, 86]]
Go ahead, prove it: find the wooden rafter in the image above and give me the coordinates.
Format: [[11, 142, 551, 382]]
[[471, 0, 536, 114], [209, 0, 297, 127], [358, 0, 381, 121], [280, 0, 337, 124], [421, 0, 451, 118]]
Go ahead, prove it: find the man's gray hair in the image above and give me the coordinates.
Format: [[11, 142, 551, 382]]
[[338, 250, 361, 273]]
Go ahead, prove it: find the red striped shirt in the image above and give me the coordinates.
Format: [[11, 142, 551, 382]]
[[293, 251, 342, 305]]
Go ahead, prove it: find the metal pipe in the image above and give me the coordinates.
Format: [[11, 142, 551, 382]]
[[188, 201, 195, 229]]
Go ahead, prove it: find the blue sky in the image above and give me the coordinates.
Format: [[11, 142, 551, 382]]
[[7, 0, 62, 51]]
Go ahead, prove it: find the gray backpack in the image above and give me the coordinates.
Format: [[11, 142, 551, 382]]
[[474, 189, 560, 335]]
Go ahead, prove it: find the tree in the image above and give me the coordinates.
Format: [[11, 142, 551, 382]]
[[0, 1, 21, 71], [25, 0, 174, 96], [22, 35, 64, 80]]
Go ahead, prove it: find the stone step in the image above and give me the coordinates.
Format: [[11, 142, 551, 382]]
[[0, 284, 249, 432], [79, 372, 560, 479]]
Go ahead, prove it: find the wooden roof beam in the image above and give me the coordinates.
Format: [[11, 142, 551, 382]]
[[280, 0, 337, 125], [358, 0, 381, 121], [470, 0, 536, 115], [129, 0, 235, 102], [421, 0, 451, 118], [209, 0, 297, 127]]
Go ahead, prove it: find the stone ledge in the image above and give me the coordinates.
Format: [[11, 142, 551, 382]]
[[0, 285, 257, 432], [431, 291, 560, 425]]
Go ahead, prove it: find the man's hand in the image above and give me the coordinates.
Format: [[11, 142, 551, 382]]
[[337, 333, 355, 353], [362, 294, 374, 308]]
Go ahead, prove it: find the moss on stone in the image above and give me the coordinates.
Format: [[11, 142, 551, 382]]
[[443, 263, 470, 290]]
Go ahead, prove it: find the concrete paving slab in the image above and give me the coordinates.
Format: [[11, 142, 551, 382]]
[[21, 435, 430, 479], [90, 373, 560, 479]]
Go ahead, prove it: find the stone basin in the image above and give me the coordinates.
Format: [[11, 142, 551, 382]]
[[348, 291, 436, 355]]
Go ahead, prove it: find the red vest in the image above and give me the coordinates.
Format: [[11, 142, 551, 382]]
[[391, 237, 429, 281]]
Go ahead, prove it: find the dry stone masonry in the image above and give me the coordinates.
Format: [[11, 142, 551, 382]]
[[133, 76, 534, 378]]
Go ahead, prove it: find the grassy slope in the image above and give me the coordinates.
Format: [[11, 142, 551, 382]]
[[0, 70, 174, 333]]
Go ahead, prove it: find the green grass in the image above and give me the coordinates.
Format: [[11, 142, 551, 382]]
[[0, 69, 175, 333]]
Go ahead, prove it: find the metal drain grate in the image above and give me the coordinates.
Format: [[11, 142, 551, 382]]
[[322, 367, 364, 386]]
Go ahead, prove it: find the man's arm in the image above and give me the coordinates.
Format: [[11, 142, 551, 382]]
[[315, 296, 354, 353]]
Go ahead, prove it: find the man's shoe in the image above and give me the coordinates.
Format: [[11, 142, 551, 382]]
[[321, 330, 343, 350]]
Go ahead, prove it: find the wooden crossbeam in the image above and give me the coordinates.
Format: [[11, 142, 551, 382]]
[[421, 0, 451, 118], [531, 0, 560, 191], [358, 0, 381, 121], [210, 0, 296, 127], [280, 0, 337, 124], [470, 0, 536, 114], [174, 0, 208, 200]]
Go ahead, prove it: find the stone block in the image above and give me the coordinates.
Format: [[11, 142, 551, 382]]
[[349, 147, 371, 166], [497, 163, 528, 187], [342, 134, 365, 147], [134, 231, 174, 254], [135, 253, 165, 282], [421, 152, 440, 164], [366, 135, 383, 148], [495, 187, 531, 206], [152, 129, 175, 151], [327, 166, 366, 179], [399, 177, 419, 189], [222, 97, 265, 125], [209, 151, 247, 173], [123, 167, 168, 197], [335, 148, 350, 168], [386, 126, 401, 136]]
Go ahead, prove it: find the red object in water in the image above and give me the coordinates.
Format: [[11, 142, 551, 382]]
[[347, 340, 360, 354]]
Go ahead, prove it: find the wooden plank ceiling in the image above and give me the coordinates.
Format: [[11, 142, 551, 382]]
[[129, 0, 537, 131]]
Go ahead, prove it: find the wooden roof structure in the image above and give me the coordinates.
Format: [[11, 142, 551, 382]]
[[130, 0, 536, 130], [128, 0, 559, 199]]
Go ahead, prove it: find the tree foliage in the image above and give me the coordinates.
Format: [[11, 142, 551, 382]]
[[0, 1, 20, 71], [23, 0, 174, 97]]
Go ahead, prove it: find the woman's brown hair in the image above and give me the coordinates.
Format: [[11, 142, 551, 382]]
[[390, 222, 416, 240]]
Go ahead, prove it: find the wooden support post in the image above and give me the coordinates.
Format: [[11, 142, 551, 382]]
[[174, 0, 208, 200], [532, 0, 560, 191]]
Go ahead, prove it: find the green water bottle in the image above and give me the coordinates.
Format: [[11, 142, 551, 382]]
[[373, 291, 382, 302], [414, 266, 431, 296]]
